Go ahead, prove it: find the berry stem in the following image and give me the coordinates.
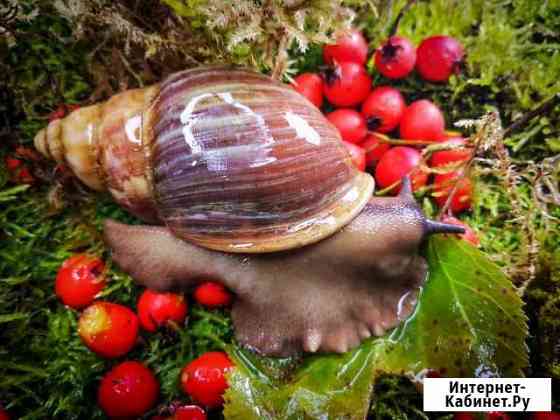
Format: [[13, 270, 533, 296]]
[[436, 113, 496, 218], [365, 132, 439, 148], [389, 0, 417, 36], [503, 93, 560, 137]]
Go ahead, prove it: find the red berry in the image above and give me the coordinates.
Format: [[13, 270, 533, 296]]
[[375, 146, 428, 193], [78, 301, 139, 358], [533, 413, 560, 420], [4, 157, 21, 171], [17, 167, 34, 184], [454, 415, 476, 420], [181, 351, 234, 408], [55, 254, 106, 309], [194, 282, 233, 308], [374, 35, 416, 79], [174, 405, 207, 420], [137, 289, 188, 332], [361, 86, 406, 133], [323, 62, 372, 107], [424, 369, 441, 378], [4, 157, 35, 185], [15, 145, 41, 161], [342, 141, 366, 171], [400, 100, 445, 141], [486, 413, 511, 420], [0, 409, 10, 420], [291, 73, 323, 108], [360, 133, 390, 166], [48, 105, 67, 122], [431, 137, 472, 168], [323, 29, 368, 65], [441, 216, 480, 246], [48, 104, 81, 122], [416, 35, 465, 83], [433, 172, 473, 213], [98, 361, 159, 418], [327, 109, 367, 143]]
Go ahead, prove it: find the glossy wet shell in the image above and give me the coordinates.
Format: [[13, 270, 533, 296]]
[[143, 67, 374, 253]]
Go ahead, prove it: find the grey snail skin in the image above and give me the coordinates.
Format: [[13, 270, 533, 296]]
[[35, 66, 463, 357]]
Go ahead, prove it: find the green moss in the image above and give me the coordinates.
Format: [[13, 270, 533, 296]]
[[526, 253, 560, 382], [1, 0, 559, 417], [2, 2, 91, 143], [369, 376, 432, 420]]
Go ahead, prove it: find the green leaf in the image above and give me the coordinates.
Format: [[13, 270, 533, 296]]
[[223, 236, 528, 419]]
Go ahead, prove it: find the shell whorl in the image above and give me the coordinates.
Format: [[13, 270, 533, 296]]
[[143, 67, 374, 253], [34, 105, 104, 191], [34, 86, 160, 222]]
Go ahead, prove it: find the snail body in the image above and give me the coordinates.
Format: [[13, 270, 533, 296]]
[[35, 66, 462, 356]]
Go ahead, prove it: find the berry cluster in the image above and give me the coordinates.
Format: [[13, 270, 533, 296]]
[[292, 29, 477, 245], [54, 254, 234, 419]]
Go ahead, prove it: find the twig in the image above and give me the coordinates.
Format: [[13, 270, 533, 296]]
[[503, 93, 560, 137], [436, 113, 497, 218], [365, 132, 440, 147], [271, 33, 289, 81], [118, 50, 144, 87], [389, 0, 416, 36]]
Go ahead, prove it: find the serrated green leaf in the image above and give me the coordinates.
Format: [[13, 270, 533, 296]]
[[223, 236, 528, 419]]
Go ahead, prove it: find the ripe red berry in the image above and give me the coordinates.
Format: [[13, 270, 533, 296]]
[[78, 301, 139, 358], [0, 408, 10, 420], [361, 86, 406, 133], [416, 35, 465, 83], [441, 216, 480, 246], [360, 133, 390, 166], [323, 62, 372, 107], [48, 105, 67, 122], [4, 157, 35, 185], [400, 99, 445, 141], [486, 412, 511, 420], [194, 282, 233, 308], [174, 405, 207, 420], [430, 137, 472, 169], [55, 254, 106, 309], [98, 361, 159, 418], [433, 172, 473, 214], [453, 415, 476, 420], [532, 413, 560, 420], [342, 141, 366, 171], [291, 73, 323, 108], [48, 103, 81, 122], [374, 35, 416, 79], [151, 405, 207, 420], [424, 369, 442, 378], [14, 145, 41, 161], [137, 289, 188, 332], [4, 157, 21, 171], [327, 109, 367, 143], [181, 351, 234, 408], [375, 146, 428, 193], [323, 29, 368, 65]]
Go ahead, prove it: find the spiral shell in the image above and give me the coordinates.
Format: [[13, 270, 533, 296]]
[[143, 67, 373, 252], [35, 67, 374, 253]]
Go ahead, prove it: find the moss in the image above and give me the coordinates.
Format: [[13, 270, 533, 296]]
[[526, 253, 560, 382], [369, 375, 452, 420], [1, 0, 559, 417]]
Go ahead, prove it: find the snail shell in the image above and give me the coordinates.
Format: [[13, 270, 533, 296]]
[[35, 67, 374, 253]]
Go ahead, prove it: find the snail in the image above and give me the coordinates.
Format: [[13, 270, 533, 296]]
[[34, 66, 463, 357]]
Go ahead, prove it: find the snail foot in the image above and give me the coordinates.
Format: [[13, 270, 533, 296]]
[[230, 249, 427, 357]]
